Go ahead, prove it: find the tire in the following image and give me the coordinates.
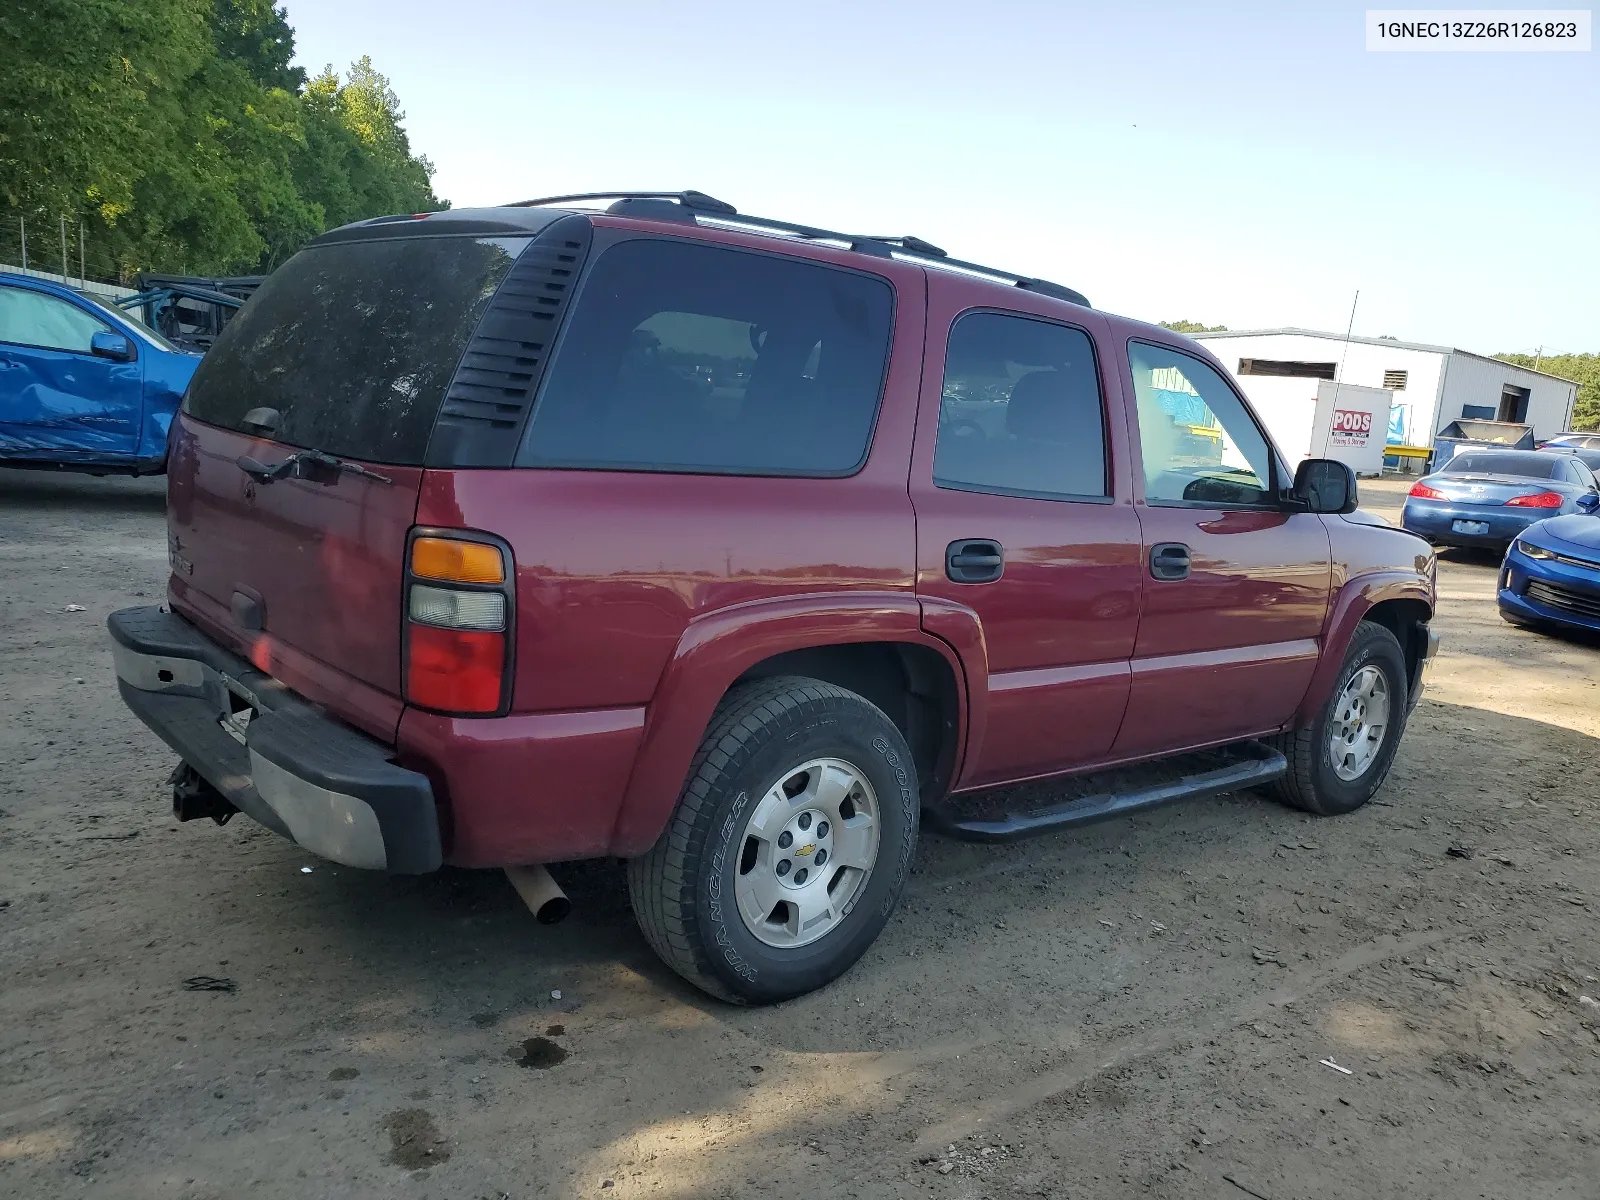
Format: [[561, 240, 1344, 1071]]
[[627, 676, 920, 1004], [1268, 621, 1409, 816]]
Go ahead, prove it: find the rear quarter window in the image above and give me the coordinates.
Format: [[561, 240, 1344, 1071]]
[[515, 238, 895, 476], [183, 235, 529, 465]]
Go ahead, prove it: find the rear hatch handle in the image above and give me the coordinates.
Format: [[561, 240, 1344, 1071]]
[[236, 447, 392, 487]]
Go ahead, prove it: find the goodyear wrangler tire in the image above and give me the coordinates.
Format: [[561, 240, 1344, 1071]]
[[627, 676, 920, 1004]]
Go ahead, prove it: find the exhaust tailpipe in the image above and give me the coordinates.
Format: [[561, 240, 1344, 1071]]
[[505, 864, 571, 925]]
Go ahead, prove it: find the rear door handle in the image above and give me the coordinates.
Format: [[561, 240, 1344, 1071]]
[[946, 539, 1004, 584], [1150, 542, 1191, 581]]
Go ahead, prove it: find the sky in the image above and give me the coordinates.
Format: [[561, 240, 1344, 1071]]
[[283, 0, 1597, 354]]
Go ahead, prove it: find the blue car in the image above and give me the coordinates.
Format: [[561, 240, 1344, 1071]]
[[1499, 513, 1600, 634], [0, 271, 201, 474], [1401, 448, 1600, 552]]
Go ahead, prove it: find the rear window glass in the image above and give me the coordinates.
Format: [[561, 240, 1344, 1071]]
[[183, 236, 529, 464], [516, 238, 894, 476], [1443, 451, 1560, 479]]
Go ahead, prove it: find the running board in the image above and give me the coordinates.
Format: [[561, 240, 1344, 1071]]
[[923, 741, 1287, 843]]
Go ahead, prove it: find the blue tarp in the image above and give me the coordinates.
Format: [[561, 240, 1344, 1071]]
[[1152, 387, 1213, 428], [1386, 404, 1408, 445]]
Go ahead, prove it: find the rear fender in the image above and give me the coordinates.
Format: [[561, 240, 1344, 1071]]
[[1296, 571, 1434, 725], [608, 592, 972, 856]]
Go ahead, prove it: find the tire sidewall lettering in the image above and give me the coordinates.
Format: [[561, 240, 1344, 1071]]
[[708, 791, 757, 981], [870, 734, 918, 916]]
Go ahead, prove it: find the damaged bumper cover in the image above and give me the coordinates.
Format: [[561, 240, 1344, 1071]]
[[108, 606, 441, 873]]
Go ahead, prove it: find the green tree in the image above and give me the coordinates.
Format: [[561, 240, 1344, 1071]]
[[297, 58, 438, 233], [212, 0, 305, 92], [0, 0, 442, 279], [1494, 352, 1600, 431], [1160, 320, 1229, 334], [0, 0, 212, 226]]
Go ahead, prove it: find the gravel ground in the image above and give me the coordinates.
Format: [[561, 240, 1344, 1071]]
[[2, 471, 1598, 1200]]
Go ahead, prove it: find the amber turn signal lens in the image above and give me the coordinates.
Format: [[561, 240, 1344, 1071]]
[[411, 537, 505, 584]]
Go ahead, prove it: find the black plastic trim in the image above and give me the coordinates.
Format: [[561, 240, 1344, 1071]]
[[932, 479, 1117, 505], [924, 742, 1287, 842], [424, 215, 594, 468]]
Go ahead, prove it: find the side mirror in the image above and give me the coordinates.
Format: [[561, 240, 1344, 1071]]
[[1292, 458, 1358, 515], [1578, 492, 1600, 515], [90, 330, 134, 362]]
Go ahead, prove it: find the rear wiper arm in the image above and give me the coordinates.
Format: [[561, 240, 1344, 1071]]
[[235, 447, 392, 486]]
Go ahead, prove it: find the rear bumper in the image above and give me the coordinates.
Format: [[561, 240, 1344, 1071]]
[[1401, 500, 1541, 548], [108, 606, 441, 873]]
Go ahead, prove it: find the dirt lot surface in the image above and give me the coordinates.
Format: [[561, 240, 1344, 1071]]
[[3, 472, 1598, 1200]]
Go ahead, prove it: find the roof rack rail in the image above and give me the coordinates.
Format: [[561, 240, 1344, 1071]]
[[504, 190, 738, 215], [854, 235, 948, 258], [499, 191, 1090, 308]]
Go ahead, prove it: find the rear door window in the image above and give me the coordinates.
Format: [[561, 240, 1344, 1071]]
[[933, 311, 1108, 500], [516, 238, 894, 476], [183, 235, 530, 465]]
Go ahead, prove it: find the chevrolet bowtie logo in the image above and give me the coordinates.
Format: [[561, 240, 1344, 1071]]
[[794, 844, 817, 857]]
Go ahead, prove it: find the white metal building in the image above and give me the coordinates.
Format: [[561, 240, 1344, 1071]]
[[1193, 328, 1579, 450]]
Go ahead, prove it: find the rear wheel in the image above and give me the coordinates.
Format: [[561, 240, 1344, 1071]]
[[1269, 621, 1408, 816], [627, 676, 920, 1004]]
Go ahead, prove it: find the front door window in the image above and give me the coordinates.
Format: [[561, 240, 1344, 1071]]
[[0, 286, 108, 354], [1128, 341, 1275, 507]]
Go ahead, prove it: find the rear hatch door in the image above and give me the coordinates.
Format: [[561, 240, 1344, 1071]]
[[167, 230, 536, 740]]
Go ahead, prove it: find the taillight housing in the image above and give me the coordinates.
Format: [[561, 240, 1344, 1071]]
[[1505, 491, 1563, 509], [1408, 482, 1445, 500], [404, 530, 513, 715]]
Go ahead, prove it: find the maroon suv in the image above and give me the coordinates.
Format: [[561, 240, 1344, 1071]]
[[110, 191, 1438, 1003]]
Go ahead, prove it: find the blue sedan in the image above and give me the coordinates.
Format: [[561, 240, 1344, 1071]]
[[1500, 513, 1600, 634], [0, 271, 201, 475], [1401, 449, 1600, 551]]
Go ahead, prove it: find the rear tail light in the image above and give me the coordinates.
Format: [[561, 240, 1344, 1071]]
[[404, 533, 512, 715], [1505, 491, 1563, 509], [1408, 483, 1445, 500]]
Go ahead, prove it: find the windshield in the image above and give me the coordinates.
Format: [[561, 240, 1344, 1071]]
[[183, 235, 530, 465], [77, 289, 181, 352], [1443, 451, 1559, 479]]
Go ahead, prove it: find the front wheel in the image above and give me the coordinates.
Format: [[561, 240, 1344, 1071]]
[[627, 676, 920, 1004], [1268, 621, 1409, 816]]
